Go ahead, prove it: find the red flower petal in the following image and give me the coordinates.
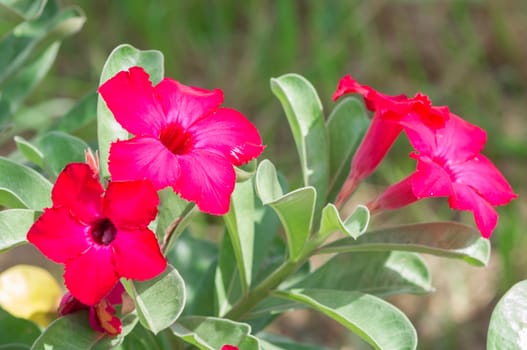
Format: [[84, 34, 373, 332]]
[[112, 228, 166, 280], [450, 154, 517, 206], [103, 180, 159, 229], [410, 157, 453, 199], [175, 150, 235, 215], [98, 66, 165, 136], [222, 346, 239, 350], [190, 107, 264, 165], [64, 247, 119, 305], [27, 207, 90, 263], [155, 78, 224, 129], [449, 183, 499, 238], [52, 163, 104, 223], [109, 136, 181, 189]]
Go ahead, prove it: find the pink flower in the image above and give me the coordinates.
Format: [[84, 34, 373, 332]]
[[27, 163, 166, 305], [59, 283, 127, 336], [98, 67, 264, 215], [333, 75, 450, 195], [222, 346, 239, 350], [370, 114, 517, 238]]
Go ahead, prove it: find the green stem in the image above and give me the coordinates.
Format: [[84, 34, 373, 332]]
[[160, 203, 195, 254], [224, 239, 321, 320]]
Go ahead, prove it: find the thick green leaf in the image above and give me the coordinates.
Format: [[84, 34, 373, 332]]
[[167, 231, 217, 316], [318, 222, 490, 266], [31, 312, 104, 349], [326, 96, 369, 201], [10, 98, 74, 134], [0, 307, 40, 347], [123, 264, 185, 335], [0, 1, 84, 87], [0, 42, 59, 131], [0, 0, 46, 35], [318, 203, 369, 240], [14, 136, 43, 167], [270, 73, 328, 216], [256, 160, 315, 261], [224, 179, 256, 291], [295, 251, 432, 296], [97, 44, 163, 178], [38, 131, 89, 178], [275, 289, 417, 350], [488, 280, 527, 350], [171, 316, 259, 350], [0, 209, 39, 252], [0, 156, 51, 210]]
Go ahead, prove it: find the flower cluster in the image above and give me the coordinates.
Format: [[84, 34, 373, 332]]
[[26, 67, 264, 335], [334, 75, 517, 238]]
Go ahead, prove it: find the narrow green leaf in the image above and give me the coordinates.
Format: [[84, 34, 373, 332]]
[[488, 280, 527, 350], [14, 136, 43, 167], [167, 231, 217, 316], [224, 179, 255, 291], [215, 227, 243, 316], [154, 188, 190, 242], [97, 44, 163, 178], [123, 264, 185, 335], [38, 131, 89, 178], [0, 156, 51, 210], [259, 333, 329, 350], [326, 96, 369, 201], [318, 203, 369, 240], [270, 73, 329, 216], [0, 307, 40, 347], [0, 0, 46, 35], [11, 98, 75, 133], [256, 160, 315, 260], [0, 209, 39, 252], [276, 289, 417, 350], [295, 251, 432, 296], [0, 42, 59, 131], [55, 91, 97, 138], [171, 316, 258, 350], [318, 222, 490, 266], [0, 2, 85, 87]]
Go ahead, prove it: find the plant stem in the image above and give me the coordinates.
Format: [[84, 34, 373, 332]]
[[160, 203, 195, 254]]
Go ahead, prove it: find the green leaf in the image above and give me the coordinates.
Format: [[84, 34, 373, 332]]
[[0, 307, 40, 347], [259, 333, 329, 350], [318, 203, 369, 240], [167, 231, 217, 316], [0, 0, 46, 35], [155, 188, 191, 243], [14, 136, 43, 167], [171, 316, 259, 350], [295, 251, 432, 296], [318, 222, 490, 266], [270, 73, 329, 216], [97, 44, 164, 178], [31, 312, 104, 349], [0, 1, 85, 87], [224, 179, 256, 291], [488, 280, 527, 350], [0, 42, 59, 131], [326, 96, 370, 202], [256, 160, 315, 261], [122, 264, 185, 335], [55, 91, 97, 138], [38, 131, 89, 178], [10, 98, 75, 134], [215, 227, 243, 316], [275, 289, 417, 350], [0, 209, 39, 252], [0, 156, 51, 210]]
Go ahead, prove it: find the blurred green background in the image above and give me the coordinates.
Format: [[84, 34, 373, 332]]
[[19, 0, 527, 348]]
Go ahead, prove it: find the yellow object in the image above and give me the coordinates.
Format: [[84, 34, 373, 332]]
[[0, 265, 62, 326]]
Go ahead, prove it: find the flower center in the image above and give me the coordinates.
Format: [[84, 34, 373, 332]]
[[91, 219, 117, 246], [159, 123, 193, 155]]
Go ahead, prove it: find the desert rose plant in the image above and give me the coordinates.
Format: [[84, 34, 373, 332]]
[[0, 3, 522, 349]]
